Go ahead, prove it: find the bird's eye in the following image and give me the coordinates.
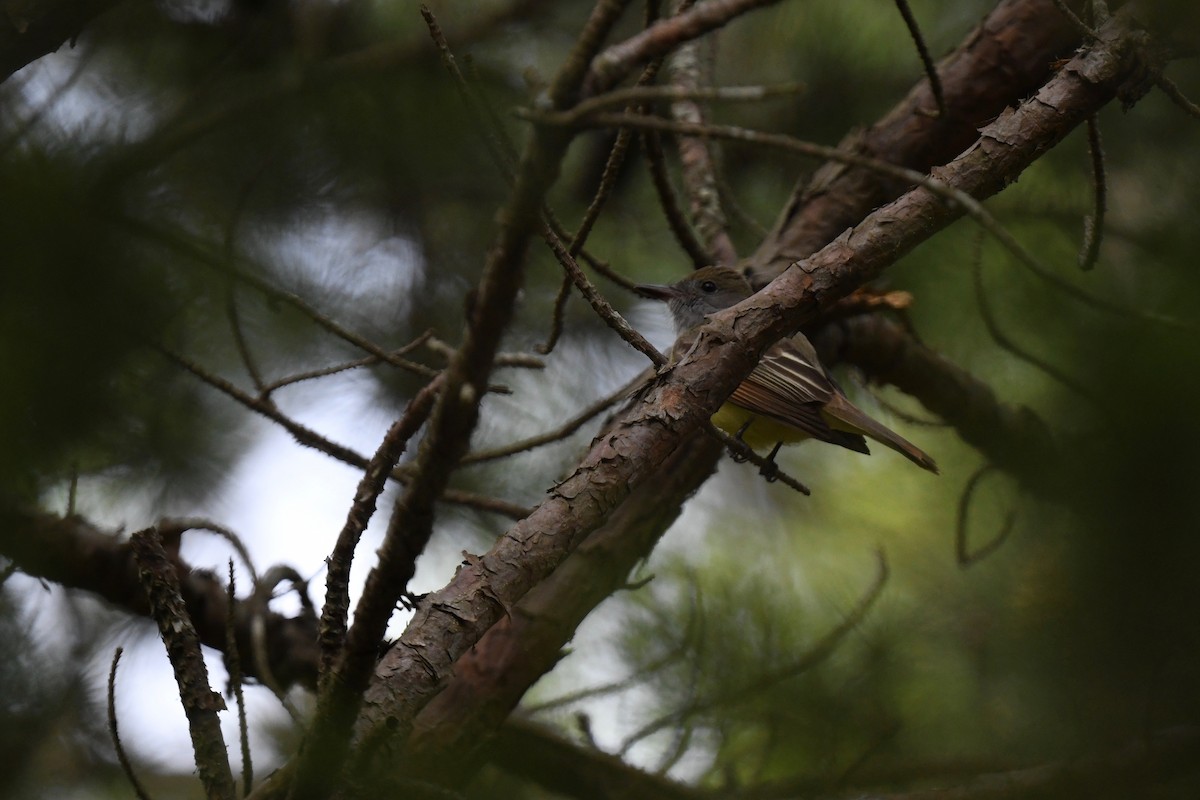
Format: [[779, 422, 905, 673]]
[[700, 280, 717, 293]]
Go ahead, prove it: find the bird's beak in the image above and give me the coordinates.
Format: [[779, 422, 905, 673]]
[[633, 282, 677, 301]]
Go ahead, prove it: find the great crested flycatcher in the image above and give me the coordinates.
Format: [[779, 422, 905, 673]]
[[635, 265, 938, 474]]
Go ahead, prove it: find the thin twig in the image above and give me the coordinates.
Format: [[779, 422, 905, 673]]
[[540, 226, 667, 365], [973, 244, 1097, 402], [225, 561, 254, 795], [586, 0, 791, 95], [643, 127, 712, 267], [223, 164, 270, 393], [892, 0, 946, 118], [225, 286, 268, 391], [434, 32, 643, 302], [249, 566, 307, 721], [523, 634, 686, 712], [570, 114, 646, 259], [461, 372, 648, 465], [441, 489, 533, 520], [704, 424, 810, 496], [550, 110, 1198, 330], [525, 590, 699, 715], [1155, 75, 1200, 120], [539, 45, 664, 354], [158, 345, 379, 468], [124, 218, 453, 382], [426, 0, 665, 324], [424, 5, 520, 181], [545, 95, 653, 354], [319, 376, 442, 684], [539, 274, 575, 356], [464, 54, 521, 166], [160, 517, 260, 585], [67, 464, 78, 516], [618, 550, 888, 754], [539, 116, 641, 355], [630, 2, 712, 269], [1078, 115, 1106, 270], [293, 3, 639, 793], [260, 331, 436, 397], [107, 648, 152, 800], [1050, 0, 1096, 38], [539, 207, 643, 289], [580, 246, 642, 289], [563, 81, 806, 121], [159, 345, 528, 518], [716, 167, 769, 238], [955, 463, 1017, 566], [424, 336, 544, 369]]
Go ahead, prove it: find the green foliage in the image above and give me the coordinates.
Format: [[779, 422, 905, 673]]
[[2, 0, 1200, 796]]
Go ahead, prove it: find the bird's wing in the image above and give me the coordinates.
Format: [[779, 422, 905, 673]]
[[729, 338, 869, 453]]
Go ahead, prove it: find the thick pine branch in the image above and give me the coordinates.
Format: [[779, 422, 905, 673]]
[[748, 0, 1085, 280], [347, 7, 1151, 772], [400, 435, 723, 786]]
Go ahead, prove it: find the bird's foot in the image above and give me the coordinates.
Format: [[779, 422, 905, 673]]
[[730, 419, 754, 462], [759, 442, 783, 482]]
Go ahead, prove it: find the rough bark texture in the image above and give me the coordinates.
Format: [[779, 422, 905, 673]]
[[0, 507, 319, 689], [287, 5, 636, 799], [2, 3, 1175, 797], [746, 0, 1084, 282], [132, 528, 236, 800], [399, 434, 723, 784], [349, 9, 1146, 767]]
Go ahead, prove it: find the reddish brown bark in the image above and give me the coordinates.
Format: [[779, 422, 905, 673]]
[[747, 0, 1085, 281]]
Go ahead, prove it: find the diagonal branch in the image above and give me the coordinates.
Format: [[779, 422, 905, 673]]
[[585, 0, 790, 95], [347, 8, 1151, 772], [748, 0, 1086, 281], [399, 434, 723, 787], [286, 4, 638, 798]]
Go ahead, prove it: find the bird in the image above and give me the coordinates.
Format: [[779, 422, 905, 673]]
[[635, 265, 938, 474]]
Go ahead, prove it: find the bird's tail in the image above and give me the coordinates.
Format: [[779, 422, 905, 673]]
[[822, 394, 939, 474]]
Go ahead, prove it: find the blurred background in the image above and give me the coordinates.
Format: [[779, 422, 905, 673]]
[[2, 0, 1200, 797]]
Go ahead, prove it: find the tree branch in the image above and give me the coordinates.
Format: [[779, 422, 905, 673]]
[[132, 527, 235, 800], [346, 6, 1151, 773], [398, 435, 723, 787], [287, 3, 638, 797], [747, 0, 1085, 281], [0, 507, 320, 690], [819, 314, 1058, 488], [585, 0, 789, 95]]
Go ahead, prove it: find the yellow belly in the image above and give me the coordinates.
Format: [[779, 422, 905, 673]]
[[711, 403, 812, 451]]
